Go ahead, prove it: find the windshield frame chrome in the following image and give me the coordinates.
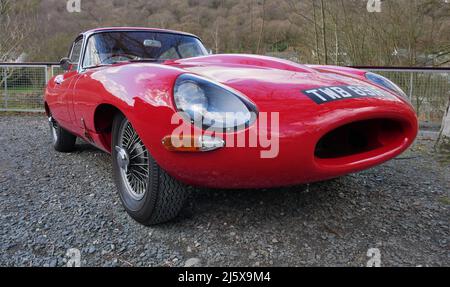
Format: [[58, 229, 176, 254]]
[[77, 29, 206, 73]]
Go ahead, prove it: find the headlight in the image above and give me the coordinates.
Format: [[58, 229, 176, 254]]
[[174, 74, 258, 131], [365, 72, 409, 101]]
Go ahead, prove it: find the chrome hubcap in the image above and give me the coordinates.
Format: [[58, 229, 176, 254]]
[[115, 146, 130, 173], [116, 121, 150, 201]]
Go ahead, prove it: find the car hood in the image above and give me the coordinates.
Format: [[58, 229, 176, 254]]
[[167, 54, 400, 107]]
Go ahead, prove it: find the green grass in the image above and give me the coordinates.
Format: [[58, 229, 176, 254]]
[[0, 102, 43, 110], [438, 197, 450, 206], [3, 87, 44, 94], [0, 88, 44, 110]]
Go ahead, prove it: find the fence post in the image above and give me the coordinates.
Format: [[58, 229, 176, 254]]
[[3, 68, 8, 109], [46, 65, 51, 84], [408, 72, 414, 100]]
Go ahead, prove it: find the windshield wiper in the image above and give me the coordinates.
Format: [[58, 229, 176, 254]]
[[85, 63, 113, 69], [129, 58, 161, 62], [106, 58, 162, 65]]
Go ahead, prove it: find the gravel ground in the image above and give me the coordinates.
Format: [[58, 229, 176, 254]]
[[0, 114, 448, 267]]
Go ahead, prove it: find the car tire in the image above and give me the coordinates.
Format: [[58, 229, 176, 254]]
[[49, 116, 77, 153], [111, 113, 189, 225]]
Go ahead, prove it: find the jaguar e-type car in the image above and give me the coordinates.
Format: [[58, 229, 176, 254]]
[[45, 27, 418, 225]]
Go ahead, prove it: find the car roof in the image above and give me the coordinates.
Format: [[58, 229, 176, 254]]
[[80, 27, 200, 39]]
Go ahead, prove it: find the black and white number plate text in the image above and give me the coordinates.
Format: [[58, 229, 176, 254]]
[[303, 85, 390, 104]]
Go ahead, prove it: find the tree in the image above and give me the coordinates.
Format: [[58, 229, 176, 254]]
[[9, 0, 450, 68], [256, 0, 266, 54], [436, 97, 450, 148], [0, 0, 38, 90], [0, 0, 37, 62], [319, 0, 328, 64]]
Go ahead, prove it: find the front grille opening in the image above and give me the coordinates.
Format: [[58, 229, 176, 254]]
[[315, 119, 405, 159]]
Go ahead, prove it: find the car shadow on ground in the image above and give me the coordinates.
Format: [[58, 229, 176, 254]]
[[175, 178, 352, 228], [72, 139, 355, 228], [75, 141, 104, 153]]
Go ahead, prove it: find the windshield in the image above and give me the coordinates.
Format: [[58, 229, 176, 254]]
[[82, 31, 208, 68]]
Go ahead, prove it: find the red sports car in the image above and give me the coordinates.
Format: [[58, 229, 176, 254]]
[[45, 27, 418, 225]]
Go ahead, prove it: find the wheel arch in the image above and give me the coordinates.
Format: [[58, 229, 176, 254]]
[[44, 102, 50, 117], [93, 103, 125, 152]]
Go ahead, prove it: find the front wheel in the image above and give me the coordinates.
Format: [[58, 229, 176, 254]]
[[111, 113, 189, 225], [49, 116, 76, 152]]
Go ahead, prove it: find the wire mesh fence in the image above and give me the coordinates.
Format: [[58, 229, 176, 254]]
[[0, 64, 449, 127], [51, 66, 65, 78], [0, 65, 50, 112], [365, 68, 450, 127]]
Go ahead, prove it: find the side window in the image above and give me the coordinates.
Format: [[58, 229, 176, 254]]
[[70, 39, 83, 68], [83, 37, 101, 68]]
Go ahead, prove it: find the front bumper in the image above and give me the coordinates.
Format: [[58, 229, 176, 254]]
[[133, 96, 418, 189]]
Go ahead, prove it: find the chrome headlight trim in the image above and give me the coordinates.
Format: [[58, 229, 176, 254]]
[[173, 74, 258, 132], [365, 72, 409, 101]]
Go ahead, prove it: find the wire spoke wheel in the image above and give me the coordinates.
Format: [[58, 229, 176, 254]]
[[112, 113, 189, 225], [116, 121, 150, 201]]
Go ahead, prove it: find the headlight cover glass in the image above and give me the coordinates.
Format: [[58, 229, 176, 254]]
[[365, 72, 409, 101], [174, 74, 258, 131]]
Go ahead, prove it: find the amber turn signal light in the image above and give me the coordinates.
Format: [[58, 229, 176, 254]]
[[162, 135, 225, 152]]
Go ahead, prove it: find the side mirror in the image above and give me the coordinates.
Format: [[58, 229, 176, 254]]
[[60, 57, 73, 71], [208, 49, 213, 55]]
